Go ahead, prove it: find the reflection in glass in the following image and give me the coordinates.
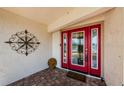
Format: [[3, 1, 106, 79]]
[[71, 32, 84, 66], [63, 34, 67, 63], [91, 29, 98, 69]]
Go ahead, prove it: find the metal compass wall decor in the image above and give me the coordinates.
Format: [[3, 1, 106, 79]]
[[5, 30, 40, 56]]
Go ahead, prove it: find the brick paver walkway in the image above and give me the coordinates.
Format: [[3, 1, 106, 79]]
[[8, 68, 106, 86]]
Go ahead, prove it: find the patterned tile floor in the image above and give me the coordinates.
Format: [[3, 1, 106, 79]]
[[8, 68, 106, 86]]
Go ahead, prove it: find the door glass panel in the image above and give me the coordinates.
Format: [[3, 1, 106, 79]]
[[63, 33, 67, 63], [71, 31, 84, 66], [91, 28, 98, 69]]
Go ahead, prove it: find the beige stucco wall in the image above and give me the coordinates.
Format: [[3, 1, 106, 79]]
[[122, 8, 124, 86], [104, 8, 123, 86], [52, 31, 61, 68], [62, 14, 105, 30], [52, 8, 124, 85], [0, 9, 52, 85]]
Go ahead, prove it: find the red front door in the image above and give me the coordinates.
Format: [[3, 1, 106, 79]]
[[61, 24, 101, 77]]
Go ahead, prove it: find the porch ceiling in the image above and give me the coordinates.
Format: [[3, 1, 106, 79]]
[[3, 7, 113, 32], [3, 7, 74, 25]]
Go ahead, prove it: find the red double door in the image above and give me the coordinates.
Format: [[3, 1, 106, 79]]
[[61, 24, 101, 77]]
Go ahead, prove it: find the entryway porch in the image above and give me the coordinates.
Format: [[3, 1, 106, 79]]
[[8, 68, 106, 86]]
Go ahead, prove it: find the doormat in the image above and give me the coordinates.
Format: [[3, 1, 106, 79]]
[[66, 71, 86, 82]]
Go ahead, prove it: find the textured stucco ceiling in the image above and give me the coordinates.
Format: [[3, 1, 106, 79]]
[[2, 7, 113, 32], [3, 7, 74, 25]]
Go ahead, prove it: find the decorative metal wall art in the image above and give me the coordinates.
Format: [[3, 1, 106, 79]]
[[5, 30, 40, 56]]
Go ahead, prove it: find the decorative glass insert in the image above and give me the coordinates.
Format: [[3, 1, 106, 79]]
[[63, 33, 67, 63], [71, 31, 85, 66], [91, 28, 98, 69]]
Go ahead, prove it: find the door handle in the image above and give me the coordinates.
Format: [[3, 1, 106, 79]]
[[85, 48, 88, 62], [85, 54, 88, 62]]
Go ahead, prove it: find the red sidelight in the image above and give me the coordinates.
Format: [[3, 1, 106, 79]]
[[61, 31, 68, 68], [61, 24, 101, 77], [88, 24, 101, 77]]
